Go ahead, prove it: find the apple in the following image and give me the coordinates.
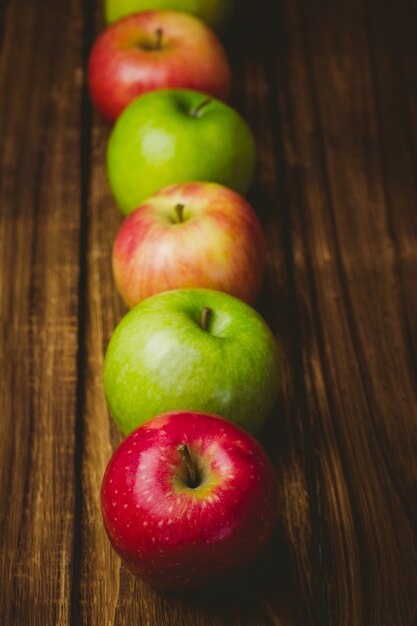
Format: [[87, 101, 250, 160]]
[[104, 0, 234, 32], [101, 410, 278, 590], [88, 11, 231, 124], [112, 182, 266, 307], [103, 288, 280, 435], [107, 88, 256, 215]]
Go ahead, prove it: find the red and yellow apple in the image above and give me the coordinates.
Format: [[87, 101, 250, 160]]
[[88, 11, 231, 123], [101, 411, 278, 590], [112, 182, 266, 307]]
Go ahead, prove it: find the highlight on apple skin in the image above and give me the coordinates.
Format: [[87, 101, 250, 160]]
[[88, 11, 231, 123], [106, 89, 256, 215], [105, 0, 235, 33], [103, 288, 281, 436], [112, 182, 266, 307], [101, 410, 279, 591]]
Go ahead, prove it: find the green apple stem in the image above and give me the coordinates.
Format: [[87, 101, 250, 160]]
[[178, 444, 199, 488], [190, 98, 212, 118], [200, 307, 212, 332], [174, 203, 185, 223]]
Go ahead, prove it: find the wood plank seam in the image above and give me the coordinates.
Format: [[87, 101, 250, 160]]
[[70, 0, 96, 624]]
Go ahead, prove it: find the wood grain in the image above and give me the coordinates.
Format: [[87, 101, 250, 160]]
[[0, 0, 84, 623], [266, 0, 417, 623], [0, 0, 416, 624]]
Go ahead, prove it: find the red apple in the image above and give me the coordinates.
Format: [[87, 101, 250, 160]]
[[88, 11, 231, 123], [101, 411, 278, 590], [112, 182, 266, 307]]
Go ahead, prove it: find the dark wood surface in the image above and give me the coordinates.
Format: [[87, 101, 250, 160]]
[[1, 0, 416, 624]]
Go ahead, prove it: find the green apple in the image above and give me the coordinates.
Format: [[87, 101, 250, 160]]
[[105, 0, 234, 32], [103, 289, 281, 435], [107, 89, 256, 215]]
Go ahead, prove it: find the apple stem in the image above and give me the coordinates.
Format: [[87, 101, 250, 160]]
[[177, 444, 199, 488], [200, 307, 212, 332], [190, 98, 212, 118], [155, 28, 163, 49], [174, 203, 185, 223]]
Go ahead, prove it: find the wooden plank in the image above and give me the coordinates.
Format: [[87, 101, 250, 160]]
[[78, 1, 317, 625], [266, 0, 417, 623], [366, 0, 417, 507], [0, 0, 84, 624]]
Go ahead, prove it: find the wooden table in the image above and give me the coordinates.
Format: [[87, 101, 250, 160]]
[[1, 0, 416, 624]]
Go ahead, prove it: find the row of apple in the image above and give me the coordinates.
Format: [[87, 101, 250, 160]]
[[90, 1, 280, 592]]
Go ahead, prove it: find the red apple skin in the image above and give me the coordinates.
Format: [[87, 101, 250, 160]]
[[101, 411, 278, 591], [88, 11, 231, 123], [112, 182, 266, 307]]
